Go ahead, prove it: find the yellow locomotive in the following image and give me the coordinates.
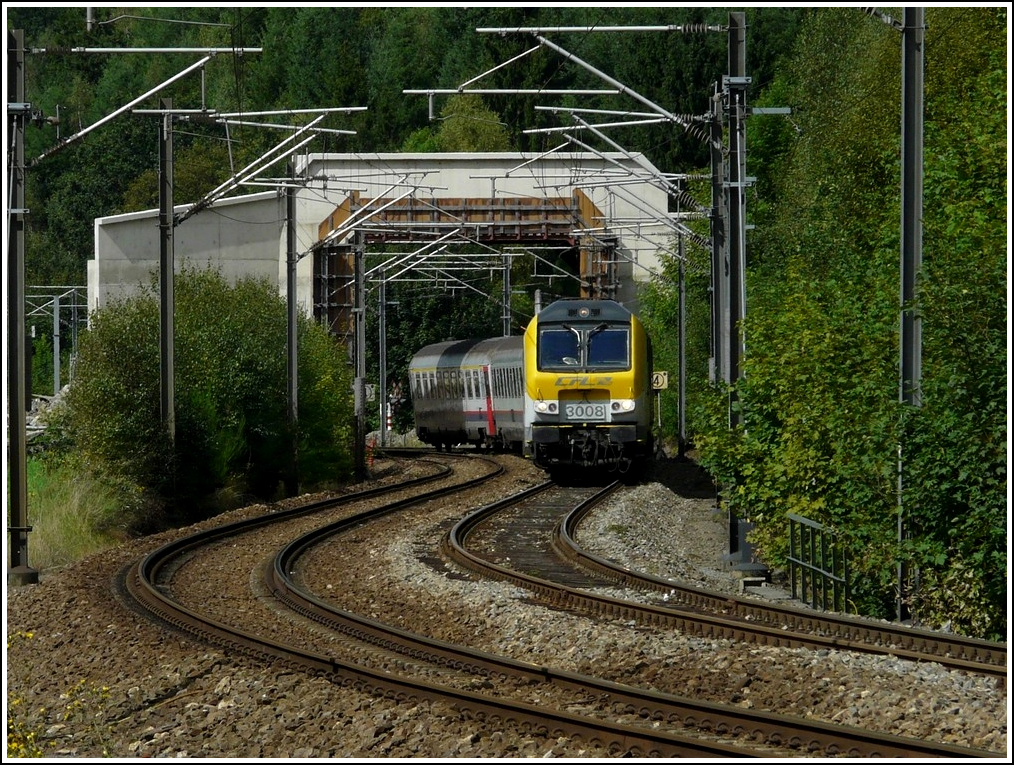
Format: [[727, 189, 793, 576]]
[[523, 298, 654, 473]]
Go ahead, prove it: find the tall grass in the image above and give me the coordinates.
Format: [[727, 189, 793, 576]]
[[21, 458, 124, 571]]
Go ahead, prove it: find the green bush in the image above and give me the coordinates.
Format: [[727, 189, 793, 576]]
[[53, 265, 354, 529], [689, 8, 1006, 637]]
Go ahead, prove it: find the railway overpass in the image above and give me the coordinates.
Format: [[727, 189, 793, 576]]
[[90, 151, 675, 330]]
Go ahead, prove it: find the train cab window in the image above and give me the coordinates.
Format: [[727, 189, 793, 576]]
[[538, 329, 581, 370], [587, 328, 630, 369], [539, 325, 630, 371]]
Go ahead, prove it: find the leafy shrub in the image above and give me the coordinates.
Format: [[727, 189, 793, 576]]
[[689, 8, 1006, 637], [55, 265, 354, 529]]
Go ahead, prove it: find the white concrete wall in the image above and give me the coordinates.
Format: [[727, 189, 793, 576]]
[[90, 152, 672, 316], [90, 192, 291, 313]]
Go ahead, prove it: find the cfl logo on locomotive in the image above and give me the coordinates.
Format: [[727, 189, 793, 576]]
[[554, 375, 613, 386]]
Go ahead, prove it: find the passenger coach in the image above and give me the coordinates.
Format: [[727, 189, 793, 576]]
[[408, 336, 524, 452]]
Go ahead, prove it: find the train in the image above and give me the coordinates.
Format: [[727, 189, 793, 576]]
[[408, 298, 654, 474]]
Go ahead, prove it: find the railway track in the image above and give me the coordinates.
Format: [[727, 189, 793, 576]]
[[445, 478, 1006, 682], [441, 475, 1002, 757], [125, 454, 757, 757], [123, 451, 1002, 758]]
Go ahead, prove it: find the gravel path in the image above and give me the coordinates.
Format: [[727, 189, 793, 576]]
[[5, 454, 1007, 758]]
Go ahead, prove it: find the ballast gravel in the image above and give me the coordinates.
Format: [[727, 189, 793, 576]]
[[5, 453, 1008, 759]]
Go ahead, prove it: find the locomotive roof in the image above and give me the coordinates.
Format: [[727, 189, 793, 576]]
[[536, 299, 633, 323]]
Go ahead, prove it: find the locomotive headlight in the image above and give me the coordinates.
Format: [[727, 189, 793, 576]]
[[611, 399, 636, 412], [535, 400, 558, 414]]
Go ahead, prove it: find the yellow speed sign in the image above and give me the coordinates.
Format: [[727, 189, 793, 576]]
[[652, 371, 668, 390]]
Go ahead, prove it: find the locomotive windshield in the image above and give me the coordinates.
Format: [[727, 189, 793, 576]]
[[538, 323, 630, 371]]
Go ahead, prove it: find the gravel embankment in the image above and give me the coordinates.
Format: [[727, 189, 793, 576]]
[[5, 454, 1007, 758]]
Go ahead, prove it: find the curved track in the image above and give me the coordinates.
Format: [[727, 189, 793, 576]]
[[124, 452, 999, 758], [441, 475, 999, 757], [444, 478, 1005, 680], [124, 455, 755, 757]]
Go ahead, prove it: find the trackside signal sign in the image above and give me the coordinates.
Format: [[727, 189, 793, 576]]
[[652, 371, 669, 390]]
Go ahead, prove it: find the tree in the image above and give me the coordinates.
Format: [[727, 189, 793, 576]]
[[691, 7, 1006, 636], [54, 266, 354, 532], [432, 94, 513, 152]]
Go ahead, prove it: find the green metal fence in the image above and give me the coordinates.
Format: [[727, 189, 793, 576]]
[[787, 513, 849, 612]]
